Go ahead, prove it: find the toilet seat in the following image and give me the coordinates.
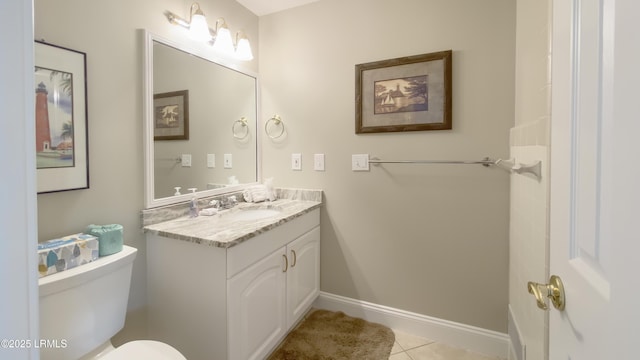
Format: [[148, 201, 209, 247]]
[[100, 340, 186, 360]]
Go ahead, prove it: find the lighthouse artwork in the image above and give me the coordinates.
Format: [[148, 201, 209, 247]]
[[35, 67, 74, 169], [35, 41, 88, 193]]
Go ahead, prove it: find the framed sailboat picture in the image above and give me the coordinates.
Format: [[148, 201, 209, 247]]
[[35, 41, 89, 193], [153, 90, 189, 141], [355, 50, 452, 133]]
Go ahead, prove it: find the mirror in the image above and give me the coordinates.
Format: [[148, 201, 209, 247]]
[[143, 31, 259, 208]]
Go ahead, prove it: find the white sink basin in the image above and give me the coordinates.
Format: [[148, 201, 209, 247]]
[[225, 208, 282, 221]]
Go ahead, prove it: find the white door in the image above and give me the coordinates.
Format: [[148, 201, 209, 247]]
[[549, 0, 640, 359]]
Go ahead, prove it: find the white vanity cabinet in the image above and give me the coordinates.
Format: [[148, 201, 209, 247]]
[[146, 208, 320, 360], [286, 228, 321, 327], [227, 226, 320, 360]]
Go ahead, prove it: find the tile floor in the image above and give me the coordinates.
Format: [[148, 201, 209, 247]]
[[389, 330, 505, 360]]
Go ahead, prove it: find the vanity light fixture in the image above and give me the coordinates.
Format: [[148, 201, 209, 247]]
[[211, 18, 234, 54], [188, 3, 211, 42], [165, 3, 211, 42], [164, 3, 253, 61], [235, 31, 254, 61]]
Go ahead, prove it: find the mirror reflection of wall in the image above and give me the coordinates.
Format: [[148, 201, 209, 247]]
[[152, 41, 257, 199]]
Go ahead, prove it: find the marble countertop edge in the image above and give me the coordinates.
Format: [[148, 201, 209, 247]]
[[144, 199, 321, 248]]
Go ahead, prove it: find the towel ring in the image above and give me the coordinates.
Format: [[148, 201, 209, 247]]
[[265, 115, 285, 139], [232, 117, 249, 139]]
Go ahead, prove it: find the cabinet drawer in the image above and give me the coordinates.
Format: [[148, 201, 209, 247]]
[[227, 208, 319, 279]]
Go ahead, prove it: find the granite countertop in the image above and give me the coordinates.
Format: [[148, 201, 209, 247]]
[[143, 199, 321, 248]]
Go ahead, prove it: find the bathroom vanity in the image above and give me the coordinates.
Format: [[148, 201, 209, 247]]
[[144, 196, 321, 360], [141, 31, 321, 360]]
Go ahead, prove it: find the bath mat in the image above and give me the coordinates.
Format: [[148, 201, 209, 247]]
[[267, 309, 395, 360]]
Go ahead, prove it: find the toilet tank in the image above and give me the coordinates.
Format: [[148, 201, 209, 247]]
[[39, 245, 137, 360]]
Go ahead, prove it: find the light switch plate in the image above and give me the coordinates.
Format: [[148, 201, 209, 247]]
[[291, 153, 302, 170], [207, 154, 215, 168], [181, 154, 192, 167], [224, 154, 232, 169], [352, 154, 369, 171], [314, 154, 325, 171]]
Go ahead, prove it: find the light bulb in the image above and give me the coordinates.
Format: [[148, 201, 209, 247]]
[[189, 13, 211, 42], [213, 22, 234, 55], [235, 37, 253, 61]]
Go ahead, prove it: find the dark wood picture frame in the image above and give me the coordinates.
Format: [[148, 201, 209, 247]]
[[154, 90, 189, 140], [355, 50, 452, 134]]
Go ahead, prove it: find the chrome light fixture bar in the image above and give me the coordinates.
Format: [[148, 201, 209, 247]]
[[164, 2, 253, 61]]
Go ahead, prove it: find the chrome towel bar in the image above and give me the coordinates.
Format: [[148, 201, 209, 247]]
[[369, 156, 542, 179], [369, 157, 496, 167]]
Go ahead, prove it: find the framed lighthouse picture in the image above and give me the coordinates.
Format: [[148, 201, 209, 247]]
[[355, 50, 452, 134], [35, 41, 89, 193]]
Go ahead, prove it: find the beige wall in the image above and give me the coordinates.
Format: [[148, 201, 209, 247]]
[[260, 0, 515, 332], [509, 0, 551, 359], [34, 0, 258, 340], [35, 0, 515, 338]]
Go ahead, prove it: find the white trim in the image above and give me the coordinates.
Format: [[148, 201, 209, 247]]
[[1, 1, 39, 359], [507, 305, 525, 360], [313, 292, 509, 359]]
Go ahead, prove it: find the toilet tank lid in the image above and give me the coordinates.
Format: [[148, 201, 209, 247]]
[[101, 340, 186, 360], [39, 245, 137, 297]]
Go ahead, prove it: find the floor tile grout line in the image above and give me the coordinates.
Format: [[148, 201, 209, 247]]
[[390, 329, 505, 360], [394, 340, 437, 352]]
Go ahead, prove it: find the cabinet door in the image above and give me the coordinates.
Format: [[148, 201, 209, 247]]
[[228, 248, 287, 360], [286, 226, 320, 328]]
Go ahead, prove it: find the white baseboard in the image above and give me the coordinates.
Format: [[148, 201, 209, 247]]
[[313, 292, 509, 359]]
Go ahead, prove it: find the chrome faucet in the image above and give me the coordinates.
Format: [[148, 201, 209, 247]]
[[211, 196, 238, 210]]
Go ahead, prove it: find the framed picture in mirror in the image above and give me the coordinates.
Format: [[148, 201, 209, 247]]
[[355, 50, 452, 134], [154, 90, 189, 140], [35, 40, 89, 193]]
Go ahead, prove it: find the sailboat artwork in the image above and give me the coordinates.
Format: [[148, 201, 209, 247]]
[[153, 90, 189, 141], [35, 67, 75, 169], [374, 75, 428, 114], [156, 104, 180, 128], [355, 50, 452, 134]]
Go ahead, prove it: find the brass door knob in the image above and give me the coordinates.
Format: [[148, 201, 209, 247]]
[[527, 275, 566, 311]]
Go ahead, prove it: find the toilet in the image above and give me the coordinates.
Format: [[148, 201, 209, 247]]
[[38, 245, 186, 360]]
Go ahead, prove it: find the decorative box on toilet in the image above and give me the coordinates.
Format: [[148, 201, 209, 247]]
[[37, 233, 99, 278]]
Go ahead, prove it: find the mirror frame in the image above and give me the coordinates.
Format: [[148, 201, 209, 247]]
[[142, 30, 261, 208]]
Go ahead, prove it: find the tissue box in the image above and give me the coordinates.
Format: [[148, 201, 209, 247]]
[[86, 224, 124, 256], [38, 233, 99, 278]]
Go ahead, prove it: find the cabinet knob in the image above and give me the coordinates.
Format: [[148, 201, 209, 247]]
[[290, 250, 297, 268], [282, 254, 288, 272]]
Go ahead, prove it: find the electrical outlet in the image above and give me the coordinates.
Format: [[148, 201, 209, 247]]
[[181, 154, 192, 167], [352, 154, 369, 171], [291, 153, 302, 170], [314, 154, 325, 171], [207, 154, 215, 168]]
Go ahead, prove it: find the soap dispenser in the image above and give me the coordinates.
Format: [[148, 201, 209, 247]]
[[188, 188, 198, 217]]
